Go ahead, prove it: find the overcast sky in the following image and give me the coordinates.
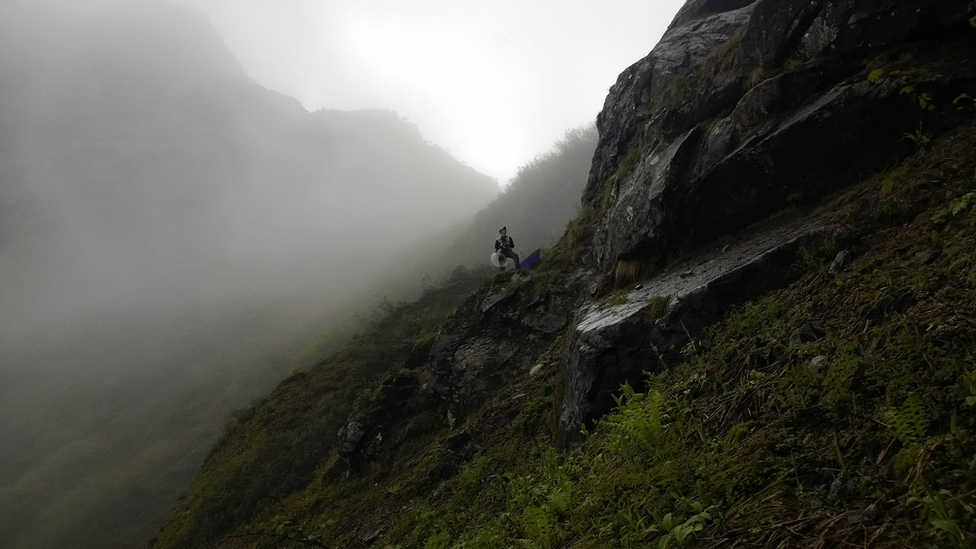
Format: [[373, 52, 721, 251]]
[[175, 0, 687, 185]]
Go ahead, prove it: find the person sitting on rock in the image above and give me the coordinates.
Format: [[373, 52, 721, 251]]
[[495, 226, 520, 271]]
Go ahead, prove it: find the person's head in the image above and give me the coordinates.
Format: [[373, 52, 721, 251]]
[[499, 226, 507, 236]]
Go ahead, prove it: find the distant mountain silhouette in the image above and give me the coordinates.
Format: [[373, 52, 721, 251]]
[[0, 3, 497, 548], [0, 1, 498, 321]]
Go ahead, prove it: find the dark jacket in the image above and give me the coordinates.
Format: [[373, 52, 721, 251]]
[[495, 235, 514, 251]]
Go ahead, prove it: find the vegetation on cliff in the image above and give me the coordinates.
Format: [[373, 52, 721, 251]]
[[151, 119, 976, 548], [150, 2, 976, 548]]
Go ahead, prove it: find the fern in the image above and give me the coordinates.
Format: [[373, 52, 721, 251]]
[[603, 382, 667, 465], [950, 193, 976, 217], [548, 478, 574, 514], [423, 532, 450, 549], [504, 448, 581, 549], [963, 370, 976, 407], [518, 505, 551, 549], [883, 393, 930, 447], [931, 193, 976, 224]]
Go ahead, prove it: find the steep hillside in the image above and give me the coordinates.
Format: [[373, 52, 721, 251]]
[[446, 125, 599, 267], [373, 124, 599, 297], [151, 123, 976, 549], [150, 1, 976, 548]]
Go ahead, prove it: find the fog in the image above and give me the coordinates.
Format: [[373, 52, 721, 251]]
[[0, 0, 683, 546], [2, 2, 498, 312], [178, 0, 686, 183], [0, 2, 499, 546]]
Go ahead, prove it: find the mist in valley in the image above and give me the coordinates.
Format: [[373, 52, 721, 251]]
[[0, 2, 501, 546], [0, 0, 670, 546]]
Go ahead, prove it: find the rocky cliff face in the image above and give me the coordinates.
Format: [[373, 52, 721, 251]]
[[313, 0, 976, 508], [374, 0, 976, 452], [556, 0, 976, 444], [334, 0, 976, 466], [586, 0, 974, 266]]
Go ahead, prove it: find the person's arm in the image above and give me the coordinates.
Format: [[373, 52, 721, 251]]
[[495, 238, 501, 251], [509, 237, 515, 248]]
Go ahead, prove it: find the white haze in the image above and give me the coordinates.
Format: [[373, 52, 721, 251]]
[[0, 1, 498, 545], [175, 0, 687, 184], [0, 0, 685, 547]]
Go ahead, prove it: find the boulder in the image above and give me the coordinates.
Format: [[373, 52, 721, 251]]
[[333, 373, 420, 471], [420, 277, 580, 426], [558, 212, 835, 446]]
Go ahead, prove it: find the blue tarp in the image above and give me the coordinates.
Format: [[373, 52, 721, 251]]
[[520, 248, 541, 269]]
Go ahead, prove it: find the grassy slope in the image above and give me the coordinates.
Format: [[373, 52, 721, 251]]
[[486, 121, 976, 549], [476, 122, 976, 549], [382, 124, 976, 549], [147, 266, 497, 548], [151, 119, 976, 549]]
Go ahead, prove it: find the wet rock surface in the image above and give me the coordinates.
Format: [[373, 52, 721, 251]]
[[585, 0, 976, 268], [558, 212, 836, 445], [406, 0, 976, 454], [333, 373, 421, 473], [584, 3, 754, 209], [557, 0, 975, 445], [420, 272, 582, 427]]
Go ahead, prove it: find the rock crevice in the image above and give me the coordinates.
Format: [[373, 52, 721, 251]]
[[558, 212, 835, 445]]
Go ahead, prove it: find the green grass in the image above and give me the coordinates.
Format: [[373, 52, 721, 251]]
[[148, 266, 495, 549], [433, 126, 976, 544], [152, 121, 976, 549]]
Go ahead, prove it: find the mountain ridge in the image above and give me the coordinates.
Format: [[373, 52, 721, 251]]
[[0, 3, 500, 548]]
